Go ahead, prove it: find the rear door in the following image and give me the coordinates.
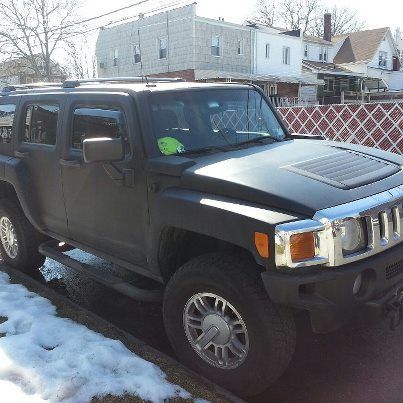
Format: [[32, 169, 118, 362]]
[[14, 95, 68, 236], [60, 93, 149, 267]]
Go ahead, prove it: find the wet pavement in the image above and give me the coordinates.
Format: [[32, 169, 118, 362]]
[[31, 252, 403, 403]]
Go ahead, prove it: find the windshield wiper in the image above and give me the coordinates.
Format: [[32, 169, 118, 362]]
[[230, 136, 277, 148], [176, 146, 228, 156]]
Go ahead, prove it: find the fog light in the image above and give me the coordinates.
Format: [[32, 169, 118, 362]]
[[353, 273, 363, 296]]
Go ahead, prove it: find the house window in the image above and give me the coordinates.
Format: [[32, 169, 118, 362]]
[[323, 47, 328, 62], [319, 47, 324, 61], [304, 44, 309, 58], [282, 46, 290, 64], [38, 61, 46, 73], [265, 43, 270, 59], [133, 44, 141, 64], [324, 77, 334, 92], [24, 104, 59, 145], [268, 83, 277, 95], [113, 49, 119, 67], [237, 39, 243, 55], [211, 35, 221, 56], [158, 38, 167, 59], [379, 51, 387, 68]]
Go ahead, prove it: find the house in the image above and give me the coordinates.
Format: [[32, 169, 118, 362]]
[[0, 56, 66, 90], [96, 3, 320, 104], [332, 27, 403, 92], [393, 28, 403, 68], [300, 15, 403, 103], [247, 24, 322, 104]]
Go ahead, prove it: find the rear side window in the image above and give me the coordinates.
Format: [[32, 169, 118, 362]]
[[24, 104, 59, 145], [0, 104, 16, 144], [72, 107, 129, 151]]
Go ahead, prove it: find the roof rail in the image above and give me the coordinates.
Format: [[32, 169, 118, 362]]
[[1, 82, 63, 95], [63, 77, 184, 88]]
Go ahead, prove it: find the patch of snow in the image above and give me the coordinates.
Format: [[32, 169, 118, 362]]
[[0, 272, 191, 403]]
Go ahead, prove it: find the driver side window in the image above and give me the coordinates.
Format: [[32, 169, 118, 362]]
[[72, 107, 130, 152]]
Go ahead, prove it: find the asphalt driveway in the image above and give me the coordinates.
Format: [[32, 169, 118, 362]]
[[13, 254, 403, 403]]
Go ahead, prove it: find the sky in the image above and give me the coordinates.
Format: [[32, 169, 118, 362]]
[[84, 0, 403, 32]]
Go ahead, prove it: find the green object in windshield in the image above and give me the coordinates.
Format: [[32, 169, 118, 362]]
[[158, 137, 185, 155]]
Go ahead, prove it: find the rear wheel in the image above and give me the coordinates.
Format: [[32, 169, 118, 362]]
[[0, 199, 46, 273], [163, 252, 296, 397]]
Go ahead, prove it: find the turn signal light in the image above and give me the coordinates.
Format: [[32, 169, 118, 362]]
[[290, 232, 315, 262], [254, 232, 270, 258]]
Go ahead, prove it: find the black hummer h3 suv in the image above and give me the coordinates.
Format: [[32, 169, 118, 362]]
[[0, 78, 402, 397]]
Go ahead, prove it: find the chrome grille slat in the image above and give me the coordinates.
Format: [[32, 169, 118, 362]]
[[379, 211, 389, 245], [392, 206, 401, 239]]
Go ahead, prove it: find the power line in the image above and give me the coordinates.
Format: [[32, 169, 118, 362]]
[[56, 0, 191, 42], [0, 0, 159, 45]]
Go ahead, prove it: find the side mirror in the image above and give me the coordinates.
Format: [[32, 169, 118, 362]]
[[83, 137, 124, 163]]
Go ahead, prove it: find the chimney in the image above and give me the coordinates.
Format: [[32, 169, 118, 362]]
[[323, 13, 332, 42]]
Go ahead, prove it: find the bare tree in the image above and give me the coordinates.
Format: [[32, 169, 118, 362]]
[[63, 39, 97, 79], [253, 0, 365, 36], [0, 0, 82, 81], [252, 0, 277, 26], [278, 0, 321, 34], [308, 6, 366, 37]]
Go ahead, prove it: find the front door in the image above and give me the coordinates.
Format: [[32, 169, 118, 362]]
[[15, 95, 68, 236], [60, 94, 149, 267]]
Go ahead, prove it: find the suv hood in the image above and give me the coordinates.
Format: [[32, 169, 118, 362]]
[[180, 139, 403, 217]]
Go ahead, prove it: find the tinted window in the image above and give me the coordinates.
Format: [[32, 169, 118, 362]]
[[0, 104, 16, 144], [150, 89, 286, 156], [72, 107, 128, 151], [24, 104, 59, 145]]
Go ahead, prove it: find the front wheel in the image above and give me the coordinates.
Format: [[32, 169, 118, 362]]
[[163, 252, 296, 397], [0, 199, 46, 273]]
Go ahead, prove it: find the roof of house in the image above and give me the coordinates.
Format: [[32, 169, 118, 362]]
[[333, 27, 390, 64], [303, 34, 332, 45], [0, 56, 64, 77], [302, 60, 362, 76]]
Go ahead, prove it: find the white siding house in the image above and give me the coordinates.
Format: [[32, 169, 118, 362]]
[[254, 30, 302, 79], [333, 28, 403, 91]]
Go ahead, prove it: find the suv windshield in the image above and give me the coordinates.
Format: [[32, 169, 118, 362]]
[[149, 88, 286, 156]]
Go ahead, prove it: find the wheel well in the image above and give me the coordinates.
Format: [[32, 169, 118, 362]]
[[158, 227, 259, 282], [0, 181, 20, 206]]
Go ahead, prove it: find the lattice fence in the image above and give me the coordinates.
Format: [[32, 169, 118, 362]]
[[277, 103, 403, 154]]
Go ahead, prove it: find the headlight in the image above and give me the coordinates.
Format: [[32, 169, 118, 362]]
[[340, 218, 367, 255]]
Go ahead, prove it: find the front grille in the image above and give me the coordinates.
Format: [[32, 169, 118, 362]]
[[372, 203, 402, 248], [386, 260, 403, 280], [314, 185, 403, 266]]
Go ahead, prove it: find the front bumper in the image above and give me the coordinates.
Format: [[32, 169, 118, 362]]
[[261, 244, 403, 333]]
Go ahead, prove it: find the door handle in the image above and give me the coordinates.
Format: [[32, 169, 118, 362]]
[[59, 159, 81, 167], [14, 151, 30, 159]]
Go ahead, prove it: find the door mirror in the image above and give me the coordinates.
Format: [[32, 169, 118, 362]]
[[83, 137, 124, 163]]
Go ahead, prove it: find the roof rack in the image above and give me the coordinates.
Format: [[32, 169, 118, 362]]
[[1, 82, 62, 95], [62, 77, 184, 88], [0, 77, 184, 95]]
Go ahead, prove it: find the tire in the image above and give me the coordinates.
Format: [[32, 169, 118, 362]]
[[163, 252, 296, 397], [0, 198, 46, 273]]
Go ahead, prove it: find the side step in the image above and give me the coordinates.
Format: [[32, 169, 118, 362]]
[[38, 241, 163, 302]]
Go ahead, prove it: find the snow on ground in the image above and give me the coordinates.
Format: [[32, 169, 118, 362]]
[[0, 271, 191, 403]]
